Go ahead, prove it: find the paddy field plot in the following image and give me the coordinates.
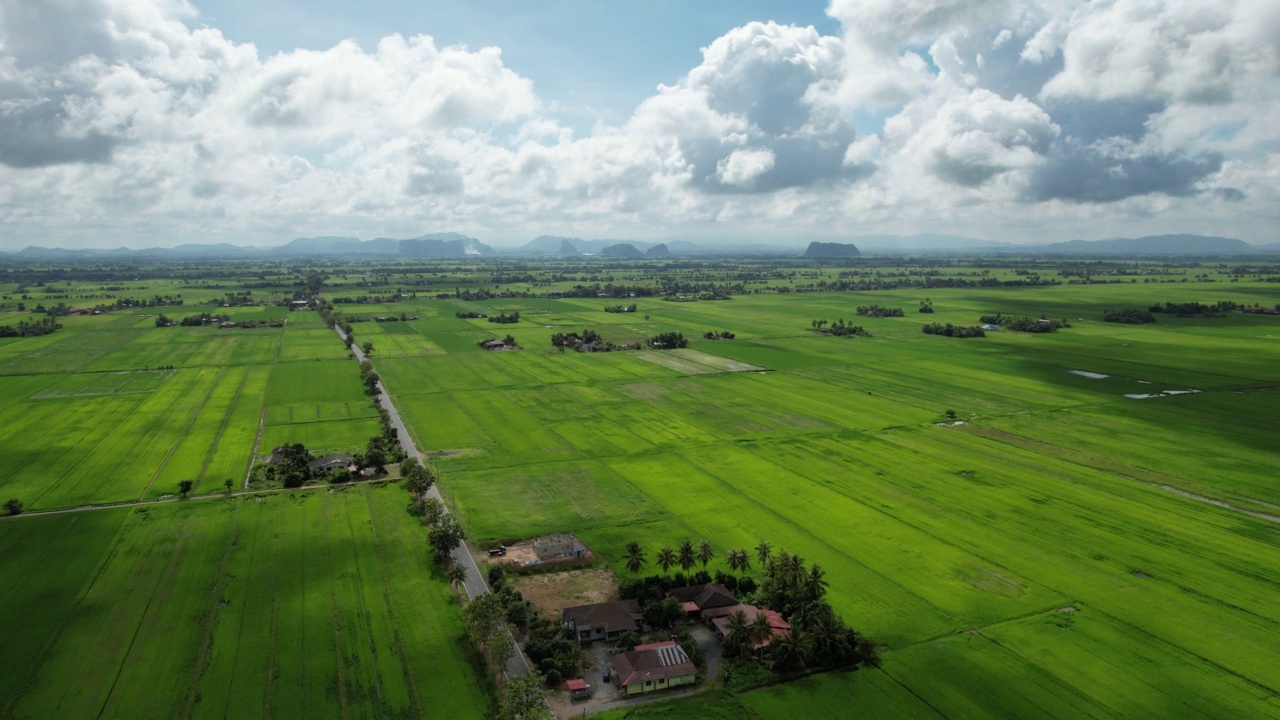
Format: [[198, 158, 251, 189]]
[[409, 285, 1280, 719], [0, 486, 492, 720]]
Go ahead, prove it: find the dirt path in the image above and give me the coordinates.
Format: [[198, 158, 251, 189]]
[[244, 404, 268, 490]]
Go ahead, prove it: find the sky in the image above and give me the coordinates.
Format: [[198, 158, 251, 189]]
[[0, 0, 1277, 250]]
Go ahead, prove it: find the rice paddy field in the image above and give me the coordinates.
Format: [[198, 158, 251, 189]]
[[370, 272, 1280, 718], [1, 256, 1278, 718]]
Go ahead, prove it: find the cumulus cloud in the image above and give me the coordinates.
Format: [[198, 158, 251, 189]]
[[0, 0, 1277, 246]]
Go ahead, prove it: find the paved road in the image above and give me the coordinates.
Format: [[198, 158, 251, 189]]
[[342, 329, 532, 678]]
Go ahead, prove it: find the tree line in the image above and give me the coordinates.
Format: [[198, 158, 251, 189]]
[[604, 303, 638, 313], [922, 323, 986, 338], [979, 314, 1070, 332], [810, 319, 871, 337], [856, 304, 904, 318]]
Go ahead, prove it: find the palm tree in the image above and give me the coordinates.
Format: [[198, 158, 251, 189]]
[[696, 539, 714, 570], [751, 612, 775, 655], [754, 540, 773, 568], [725, 610, 751, 657], [624, 541, 646, 575], [677, 540, 695, 573], [446, 562, 468, 590], [656, 546, 676, 575], [804, 564, 829, 603], [726, 548, 749, 575], [772, 625, 814, 671]]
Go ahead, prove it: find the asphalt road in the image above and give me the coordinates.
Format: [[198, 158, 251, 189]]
[[342, 328, 532, 677]]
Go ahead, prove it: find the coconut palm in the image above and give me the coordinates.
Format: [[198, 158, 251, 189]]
[[771, 625, 814, 672], [751, 611, 775, 655], [804, 563, 829, 603], [677, 540, 695, 573], [445, 562, 468, 590], [754, 540, 773, 568], [726, 548, 750, 576], [624, 541, 646, 575], [696, 539, 715, 569], [656, 546, 676, 575], [725, 610, 751, 656]]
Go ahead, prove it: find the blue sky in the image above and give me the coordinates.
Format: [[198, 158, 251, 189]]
[[195, 0, 840, 131], [0, 0, 1276, 248]]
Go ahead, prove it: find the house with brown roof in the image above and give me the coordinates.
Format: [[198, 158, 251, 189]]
[[668, 584, 738, 619], [562, 600, 642, 644], [610, 640, 697, 696]]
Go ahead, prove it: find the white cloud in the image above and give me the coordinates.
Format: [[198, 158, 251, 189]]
[[0, 0, 1277, 247], [716, 147, 776, 186]]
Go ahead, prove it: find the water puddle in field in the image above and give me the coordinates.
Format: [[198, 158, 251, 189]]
[[1069, 370, 1109, 379], [1125, 389, 1201, 399], [1154, 484, 1280, 525], [936, 420, 968, 426]]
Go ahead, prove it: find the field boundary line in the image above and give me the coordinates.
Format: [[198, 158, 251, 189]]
[[875, 667, 951, 720], [197, 366, 251, 485], [96, 515, 196, 720], [342, 495, 388, 707], [138, 367, 227, 501], [220, 500, 263, 720], [1085, 604, 1280, 699], [243, 402, 269, 490], [180, 501, 242, 718]]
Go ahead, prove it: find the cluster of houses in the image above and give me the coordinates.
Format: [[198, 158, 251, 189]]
[[560, 583, 789, 698]]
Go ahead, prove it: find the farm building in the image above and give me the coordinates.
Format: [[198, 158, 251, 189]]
[[668, 584, 738, 619], [709, 606, 791, 647], [562, 600, 643, 644], [308, 453, 354, 472], [610, 641, 697, 696], [534, 533, 578, 560]]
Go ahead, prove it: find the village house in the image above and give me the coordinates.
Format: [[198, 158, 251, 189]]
[[668, 583, 738, 619], [709, 605, 792, 647], [308, 453, 354, 472], [562, 600, 642, 644], [610, 640, 697, 696]]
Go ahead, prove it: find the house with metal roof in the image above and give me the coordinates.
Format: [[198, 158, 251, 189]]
[[609, 640, 697, 696]]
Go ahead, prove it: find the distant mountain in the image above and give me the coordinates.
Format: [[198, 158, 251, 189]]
[[646, 243, 670, 258], [277, 233, 492, 257], [804, 241, 861, 258], [513, 235, 578, 254], [1031, 234, 1263, 255], [601, 243, 643, 258], [849, 233, 1008, 252]]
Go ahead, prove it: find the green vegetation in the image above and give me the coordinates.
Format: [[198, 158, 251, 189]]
[[2, 254, 1279, 719]]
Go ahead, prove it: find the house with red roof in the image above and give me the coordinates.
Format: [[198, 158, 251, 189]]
[[710, 605, 791, 648]]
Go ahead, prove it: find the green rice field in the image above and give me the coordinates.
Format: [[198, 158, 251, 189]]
[[2, 258, 1278, 718]]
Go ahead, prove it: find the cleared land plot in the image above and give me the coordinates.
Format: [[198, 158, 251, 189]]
[[1, 487, 492, 720]]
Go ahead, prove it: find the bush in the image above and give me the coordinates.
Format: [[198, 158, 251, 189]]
[[4, 498, 23, 516], [723, 659, 775, 693]]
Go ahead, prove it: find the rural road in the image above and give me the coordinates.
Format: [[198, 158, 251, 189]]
[[341, 328, 533, 678]]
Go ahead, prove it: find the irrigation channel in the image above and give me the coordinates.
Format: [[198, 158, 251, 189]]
[[340, 328, 534, 678]]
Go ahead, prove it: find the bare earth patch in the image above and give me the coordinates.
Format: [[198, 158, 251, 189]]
[[512, 568, 621, 620]]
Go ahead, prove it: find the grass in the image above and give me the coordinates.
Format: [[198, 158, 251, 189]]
[[1, 487, 493, 720]]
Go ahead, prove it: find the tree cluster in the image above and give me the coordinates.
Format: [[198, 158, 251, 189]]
[[488, 311, 521, 324], [1152, 301, 1239, 316], [810, 319, 871, 337], [922, 323, 986, 338], [647, 332, 688, 349], [604, 303, 638, 313], [551, 329, 631, 352], [4, 498, 23, 516], [856, 304, 904, 318], [0, 316, 62, 338], [702, 330, 736, 340], [455, 311, 486, 319], [1103, 308, 1157, 324], [979, 314, 1070, 332], [918, 300, 935, 314]]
